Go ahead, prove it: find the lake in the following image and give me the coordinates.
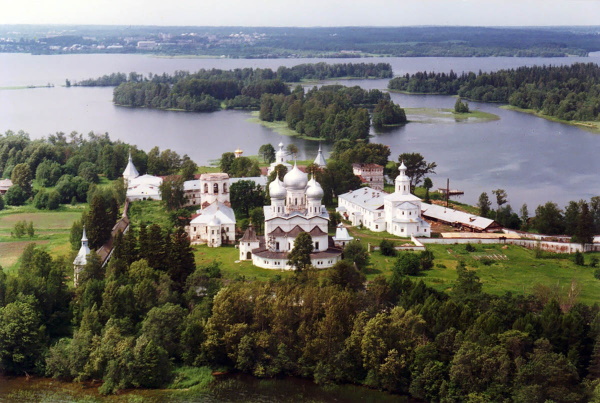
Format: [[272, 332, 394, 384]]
[[1, 53, 600, 208]]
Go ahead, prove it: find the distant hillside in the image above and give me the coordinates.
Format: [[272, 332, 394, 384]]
[[1, 25, 599, 57]]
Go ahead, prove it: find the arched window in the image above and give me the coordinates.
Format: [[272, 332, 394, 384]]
[[203, 183, 208, 193], [223, 183, 227, 193], [213, 183, 219, 194]]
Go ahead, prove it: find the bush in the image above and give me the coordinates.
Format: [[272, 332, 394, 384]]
[[594, 269, 600, 280], [4, 184, 28, 206], [573, 251, 585, 266], [465, 243, 476, 252], [480, 258, 494, 266], [379, 239, 397, 257], [590, 257, 599, 268]]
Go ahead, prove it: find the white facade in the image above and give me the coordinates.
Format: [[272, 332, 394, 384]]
[[184, 173, 230, 208], [333, 223, 354, 248], [267, 142, 292, 175], [188, 201, 236, 247], [123, 154, 163, 201], [383, 162, 431, 237], [249, 163, 342, 269], [337, 162, 431, 238]]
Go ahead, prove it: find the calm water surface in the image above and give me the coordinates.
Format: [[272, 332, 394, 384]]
[[2, 53, 600, 208]]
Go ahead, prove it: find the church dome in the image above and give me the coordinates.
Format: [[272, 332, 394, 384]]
[[283, 164, 308, 190], [269, 178, 287, 199], [306, 182, 324, 200]]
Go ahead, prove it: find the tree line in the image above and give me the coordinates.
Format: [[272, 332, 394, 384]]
[[388, 63, 600, 121], [0, 130, 195, 211], [76, 63, 393, 112], [1, 232, 599, 400]]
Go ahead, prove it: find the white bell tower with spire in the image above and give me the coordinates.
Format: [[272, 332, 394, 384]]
[[73, 226, 91, 287], [395, 161, 411, 194]]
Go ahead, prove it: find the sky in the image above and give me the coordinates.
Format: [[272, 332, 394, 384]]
[[0, 0, 599, 27]]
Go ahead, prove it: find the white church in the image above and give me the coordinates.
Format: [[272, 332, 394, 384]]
[[240, 163, 342, 269], [337, 162, 431, 237], [123, 153, 163, 201]]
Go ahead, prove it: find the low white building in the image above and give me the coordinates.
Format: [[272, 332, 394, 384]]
[[123, 153, 163, 201], [337, 162, 431, 238], [332, 223, 354, 248], [188, 201, 236, 247]]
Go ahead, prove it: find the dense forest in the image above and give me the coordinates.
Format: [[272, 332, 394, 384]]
[[388, 63, 600, 121], [258, 85, 404, 141], [1, 233, 599, 400], [107, 63, 392, 112], [3, 25, 599, 57]]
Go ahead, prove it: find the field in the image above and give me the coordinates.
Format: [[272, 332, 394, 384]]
[[193, 244, 293, 282], [404, 244, 599, 305], [0, 205, 84, 271]]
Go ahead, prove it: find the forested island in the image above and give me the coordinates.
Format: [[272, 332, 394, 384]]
[[102, 63, 392, 112], [258, 85, 406, 141], [388, 63, 600, 124], [2, 25, 599, 57]]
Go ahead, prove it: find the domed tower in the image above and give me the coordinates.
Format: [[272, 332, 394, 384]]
[[269, 177, 287, 215], [395, 161, 411, 195], [275, 142, 286, 165], [283, 162, 308, 213], [306, 176, 324, 216]]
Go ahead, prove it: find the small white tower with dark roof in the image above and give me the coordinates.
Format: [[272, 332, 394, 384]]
[[73, 226, 91, 287]]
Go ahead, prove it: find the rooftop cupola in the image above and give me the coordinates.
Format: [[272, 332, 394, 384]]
[[395, 161, 410, 195]]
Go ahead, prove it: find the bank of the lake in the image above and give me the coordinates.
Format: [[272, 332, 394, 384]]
[[0, 374, 408, 402], [246, 112, 326, 141], [500, 105, 600, 133]]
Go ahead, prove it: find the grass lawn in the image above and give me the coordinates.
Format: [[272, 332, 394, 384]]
[[389, 244, 600, 305], [246, 112, 326, 141], [193, 244, 292, 282], [0, 205, 84, 271], [128, 200, 173, 229]]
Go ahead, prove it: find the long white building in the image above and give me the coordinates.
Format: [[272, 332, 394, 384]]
[[337, 162, 431, 237]]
